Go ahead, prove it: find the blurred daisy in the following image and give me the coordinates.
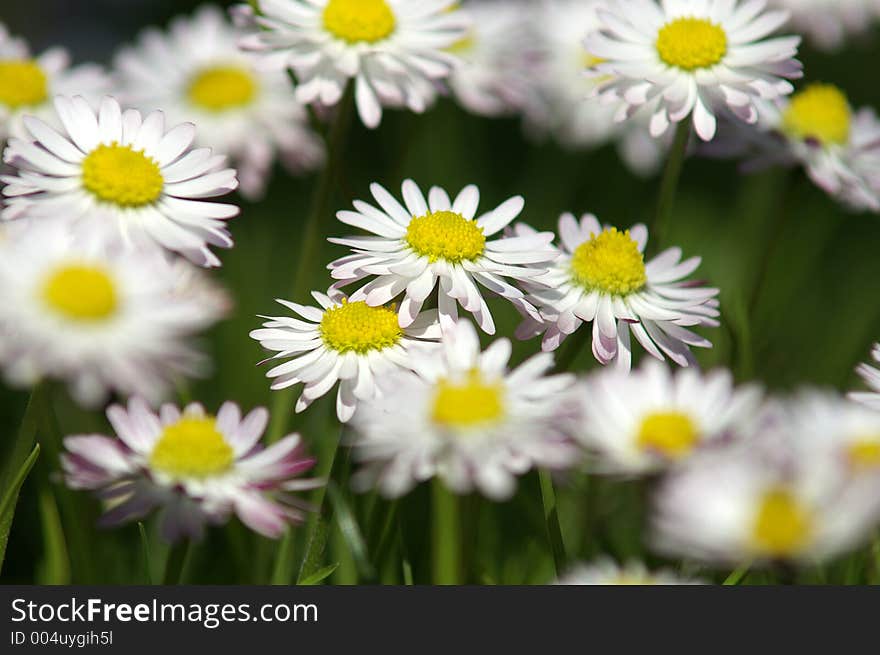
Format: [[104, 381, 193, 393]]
[[328, 179, 555, 335], [0, 220, 226, 407], [586, 0, 802, 141], [115, 5, 324, 200], [770, 0, 880, 51], [446, 0, 531, 117], [652, 422, 880, 565], [779, 390, 880, 478], [574, 360, 761, 474], [557, 558, 705, 585], [851, 343, 880, 411], [0, 22, 110, 142], [350, 320, 578, 500], [755, 85, 880, 212], [2, 95, 239, 267], [242, 0, 467, 128], [62, 397, 322, 542], [250, 287, 442, 422], [515, 213, 719, 369], [524, 0, 667, 176]]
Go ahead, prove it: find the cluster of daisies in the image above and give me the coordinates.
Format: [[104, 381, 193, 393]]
[[0, 0, 879, 583]]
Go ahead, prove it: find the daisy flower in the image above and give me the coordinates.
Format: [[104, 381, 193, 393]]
[[585, 0, 803, 141], [850, 343, 880, 411], [61, 397, 322, 542], [573, 360, 761, 474], [2, 95, 239, 267], [241, 0, 468, 128], [114, 5, 324, 200], [778, 390, 880, 478], [522, 0, 668, 176], [515, 213, 719, 369], [652, 414, 880, 566], [0, 22, 110, 142], [349, 320, 578, 500], [769, 0, 880, 51], [250, 287, 442, 422], [0, 220, 227, 407], [445, 0, 532, 117], [745, 85, 880, 212], [557, 558, 705, 584], [328, 179, 556, 335]]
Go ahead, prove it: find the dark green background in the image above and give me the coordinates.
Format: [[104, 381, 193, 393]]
[[2, 1, 880, 584]]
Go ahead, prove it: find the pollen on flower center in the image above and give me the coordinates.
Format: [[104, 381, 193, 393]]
[[42, 264, 118, 322], [656, 17, 727, 71], [848, 439, 880, 469], [323, 0, 396, 44], [0, 59, 48, 108], [570, 228, 647, 295], [82, 143, 164, 207], [636, 411, 699, 459], [319, 300, 402, 354], [432, 370, 505, 428], [782, 84, 852, 146], [406, 210, 486, 263], [149, 417, 234, 479], [188, 66, 257, 112], [751, 487, 812, 557]]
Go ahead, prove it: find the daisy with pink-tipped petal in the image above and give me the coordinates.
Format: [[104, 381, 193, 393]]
[[62, 397, 322, 542], [515, 212, 719, 369], [849, 343, 880, 411], [2, 95, 239, 267], [585, 0, 803, 142], [328, 179, 556, 335], [250, 287, 442, 422]]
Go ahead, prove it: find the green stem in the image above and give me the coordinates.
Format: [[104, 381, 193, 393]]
[[138, 522, 154, 585], [651, 120, 691, 251], [162, 540, 190, 585], [538, 470, 567, 576], [431, 481, 461, 585], [274, 423, 350, 585], [267, 83, 355, 443]]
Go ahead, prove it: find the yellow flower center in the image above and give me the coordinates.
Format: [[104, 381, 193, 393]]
[[570, 228, 647, 295], [149, 417, 235, 479], [323, 0, 396, 44], [319, 300, 402, 354], [751, 488, 812, 558], [432, 370, 505, 428], [781, 84, 852, 146], [656, 17, 727, 71], [614, 575, 656, 585], [82, 143, 164, 207], [42, 264, 118, 322], [187, 65, 258, 112], [636, 411, 699, 460], [848, 439, 880, 470], [0, 59, 48, 109], [406, 210, 486, 263]]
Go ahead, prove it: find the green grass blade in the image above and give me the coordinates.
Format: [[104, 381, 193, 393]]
[[0, 444, 41, 573], [36, 483, 70, 584]]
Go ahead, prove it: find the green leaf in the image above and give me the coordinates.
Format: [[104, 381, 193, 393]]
[[0, 444, 41, 573], [37, 484, 70, 584], [326, 481, 375, 581], [298, 562, 339, 586], [138, 522, 154, 585]]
